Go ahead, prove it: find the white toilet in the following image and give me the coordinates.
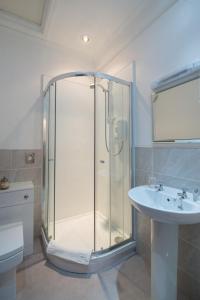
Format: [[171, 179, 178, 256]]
[[0, 222, 23, 300], [0, 181, 34, 300]]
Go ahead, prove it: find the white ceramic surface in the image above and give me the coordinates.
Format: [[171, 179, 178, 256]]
[[0, 222, 23, 267], [128, 185, 200, 224], [0, 223, 24, 300], [128, 185, 200, 300], [0, 181, 34, 256]]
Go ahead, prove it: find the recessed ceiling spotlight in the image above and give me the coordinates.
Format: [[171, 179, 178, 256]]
[[82, 35, 90, 43]]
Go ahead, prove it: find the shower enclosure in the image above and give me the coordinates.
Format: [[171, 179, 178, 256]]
[[42, 72, 135, 272]]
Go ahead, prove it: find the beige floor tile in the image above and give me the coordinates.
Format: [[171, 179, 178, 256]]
[[17, 255, 149, 300], [17, 237, 45, 271], [116, 254, 150, 297], [97, 266, 149, 300]]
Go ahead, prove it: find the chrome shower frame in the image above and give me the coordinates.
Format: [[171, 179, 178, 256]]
[[42, 71, 136, 273]]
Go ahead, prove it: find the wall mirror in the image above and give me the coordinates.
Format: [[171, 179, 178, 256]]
[[152, 63, 200, 142]]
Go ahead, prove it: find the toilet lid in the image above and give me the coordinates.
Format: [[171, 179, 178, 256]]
[[0, 222, 23, 261]]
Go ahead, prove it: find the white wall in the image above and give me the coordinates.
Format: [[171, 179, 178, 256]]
[[102, 0, 200, 146], [0, 26, 94, 149]]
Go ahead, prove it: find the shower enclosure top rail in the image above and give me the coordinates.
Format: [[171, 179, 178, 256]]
[[43, 71, 131, 96]]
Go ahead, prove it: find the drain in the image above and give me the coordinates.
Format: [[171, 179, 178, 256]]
[[114, 236, 123, 244]]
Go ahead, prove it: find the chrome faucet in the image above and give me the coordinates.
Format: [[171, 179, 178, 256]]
[[177, 188, 187, 210], [155, 183, 164, 192], [177, 197, 183, 210], [177, 188, 187, 199], [192, 188, 200, 202]]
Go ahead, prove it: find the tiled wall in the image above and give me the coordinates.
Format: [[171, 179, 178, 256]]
[[0, 149, 42, 237], [135, 145, 200, 300]]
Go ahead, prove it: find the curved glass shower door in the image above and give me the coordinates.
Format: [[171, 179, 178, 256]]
[[95, 78, 132, 251], [109, 81, 132, 247], [43, 83, 55, 241], [42, 72, 133, 265]]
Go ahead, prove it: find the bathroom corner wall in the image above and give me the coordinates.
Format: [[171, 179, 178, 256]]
[[104, 0, 200, 296], [0, 26, 94, 150], [135, 145, 200, 299], [0, 149, 42, 237], [0, 25, 94, 238]]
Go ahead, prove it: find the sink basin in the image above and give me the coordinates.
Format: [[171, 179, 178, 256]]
[[128, 185, 200, 224], [128, 185, 200, 300]]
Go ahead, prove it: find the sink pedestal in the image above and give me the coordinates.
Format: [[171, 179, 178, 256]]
[[151, 220, 178, 300], [128, 185, 200, 300]]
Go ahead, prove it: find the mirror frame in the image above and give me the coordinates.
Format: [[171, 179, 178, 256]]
[[151, 62, 200, 144]]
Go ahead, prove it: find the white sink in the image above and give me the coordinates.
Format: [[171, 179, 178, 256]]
[[128, 185, 200, 300], [128, 185, 200, 224]]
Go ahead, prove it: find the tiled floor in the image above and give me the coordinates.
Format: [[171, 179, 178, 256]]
[[17, 238, 44, 271], [16, 239, 150, 300]]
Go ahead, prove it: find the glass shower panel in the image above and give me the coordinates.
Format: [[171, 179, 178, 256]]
[[42, 88, 50, 235], [55, 76, 95, 251], [42, 83, 56, 240], [47, 83, 56, 240], [43, 72, 133, 261], [109, 82, 132, 246], [95, 79, 132, 251], [95, 78, 110, 251]]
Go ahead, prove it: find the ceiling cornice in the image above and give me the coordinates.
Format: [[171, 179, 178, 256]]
[[40, 0, 56, 36], [0, 0, 55, 38], [0, 0, 178, 71]]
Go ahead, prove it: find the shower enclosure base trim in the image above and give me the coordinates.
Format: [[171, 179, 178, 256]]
[[41, 227, 136, 273]]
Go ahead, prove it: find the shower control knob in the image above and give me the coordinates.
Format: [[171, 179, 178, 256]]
[[24, 194, 29, 199], [100, 160, 105, 163]]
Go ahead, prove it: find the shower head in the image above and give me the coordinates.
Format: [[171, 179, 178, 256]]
[[90, 83, 95, 89], [89, 83, 108, 93]]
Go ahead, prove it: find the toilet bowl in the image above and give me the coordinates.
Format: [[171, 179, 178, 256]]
[[0, 222, 24, 300]]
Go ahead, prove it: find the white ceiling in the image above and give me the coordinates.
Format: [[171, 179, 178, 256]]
[[0, 0, 46, 25], [0, 0, 177, 68]]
